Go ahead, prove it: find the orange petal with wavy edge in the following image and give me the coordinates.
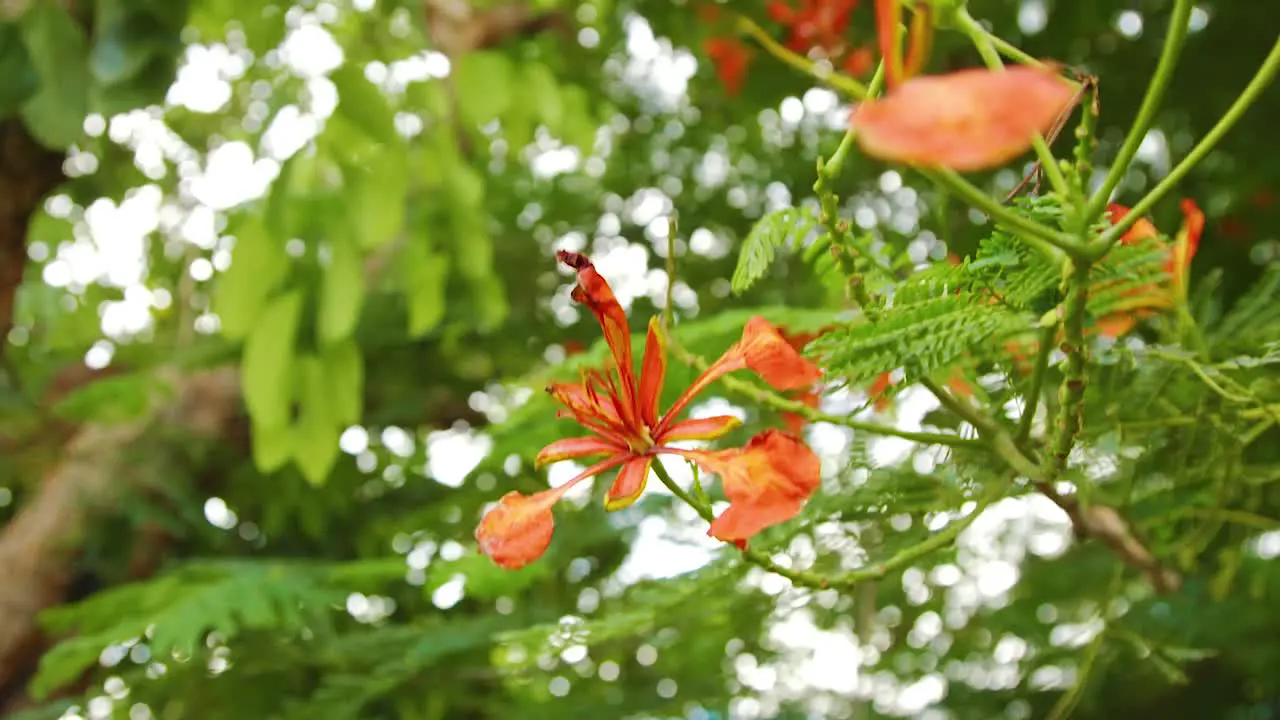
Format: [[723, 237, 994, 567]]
[[639, 317, 667, 428], [1107, 204, 1158, 245], [475, 487, 565, 570], [557, 251, 642, 427], [678, 430, 821, 543], [477, 456, 627, 569], [738, 316, 823, 390], [605, 456, 653, 511], [661, 415, 743, 443], [535, 437, 623, 469], [851, 67, 1075, 172]]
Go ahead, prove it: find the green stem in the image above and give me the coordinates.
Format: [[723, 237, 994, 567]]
[[736, 15, 867, 99], [1047, 259, 1091, 481], [649, 458, 999, 591], [1084, 0, 1195, 226], [1092, 32, 1280, 254], [1016, 321, 1059, 443], [954, 8, 1071, 199], [919, 168, 1087, 255], [817, 62, 887, 188]]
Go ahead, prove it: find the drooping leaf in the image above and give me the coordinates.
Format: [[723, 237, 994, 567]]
[[452, 51, 513, 126], [216, 214, 290, 341], [318, 233, 364, 346], [241, 290, 303, 428], [293, 354, 341, 486]]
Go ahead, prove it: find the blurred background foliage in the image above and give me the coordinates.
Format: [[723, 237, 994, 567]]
[[0, 0, 1278, 718]]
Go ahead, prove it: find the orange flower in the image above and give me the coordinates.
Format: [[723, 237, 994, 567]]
[[850, 67, 1075, 172], [675, 430, 821, 543], [1095, 199, 1204, 337], [776, 325, 834, 434], [705, 37, 752, 95], [769, 0, 859, 53], [476, 252, 824, 568]]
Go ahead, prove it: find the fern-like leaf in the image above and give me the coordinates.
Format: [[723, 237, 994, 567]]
[[730, 206, 821, 294]]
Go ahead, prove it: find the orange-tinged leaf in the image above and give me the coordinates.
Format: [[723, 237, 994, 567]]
[[851, 67, 1075, 172], [661, 415, 743, 443], [680, 430, 821, 543], [604, 456, 653, 511], [639, 317, 667, 428], [535, 436, 622, 468]]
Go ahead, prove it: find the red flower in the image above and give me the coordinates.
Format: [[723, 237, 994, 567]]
[[705, 37, 753, 95], [476, 252, 825, 569]]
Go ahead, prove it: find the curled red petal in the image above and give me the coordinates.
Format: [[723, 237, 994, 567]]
[[675, 430, 821, 543], [535, 436, 624, 468], [604, 456, 653, 511], [660, 415, 743, 443], [1175, 198, 1205, 272], [556, 251, 643, 428], [851, 67, 1075, 172]]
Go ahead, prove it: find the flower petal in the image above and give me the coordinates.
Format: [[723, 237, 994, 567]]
[[851, 67, 1075, 172], [557, 251, 643, 428], [476, 456, 628, 569], [639, 317, 667, 428], [535, 437, 624, 469], [673, 430, 821, 543], [738, 316, 824, 390], [661, 415, 743, 443], [605, 456, 653, 511], [1107, 204, 1159, 245], [475, 490, 561, 570], [654, 316, 821, 436], [1172, 198, 1205, 280]]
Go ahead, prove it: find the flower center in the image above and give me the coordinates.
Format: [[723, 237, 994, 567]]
[[627, 425, 656, 454]]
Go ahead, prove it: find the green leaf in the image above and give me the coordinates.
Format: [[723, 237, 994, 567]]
[[452, 51, 513, 126], [0, 22, 39, 115], [321, 339, 364, 425], [401, 242, 448, 338], [731, 207, 820, 295], [558, 85, 596, 155], [19, 2, 91, 149], [524, 62, 563, 130], [318, 234, 364, 345], [293, 355, 341, 486], [241, 291, 303, 428], [330, 61, 397, 142], [251, 419, 293, 474], [216, 215, 290, 341], [345, 152, 408, 249]]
